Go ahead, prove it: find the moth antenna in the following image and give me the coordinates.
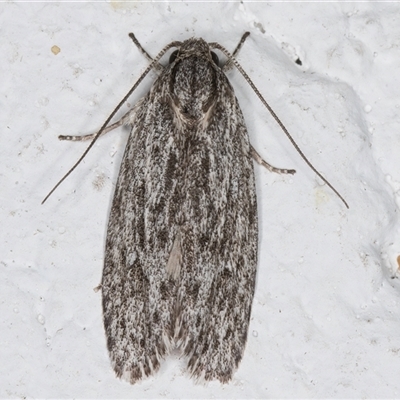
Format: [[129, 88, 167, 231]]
[[42, 35, 180, 205], [222, 31, 250, 71], [129, 33, 164, 71], [231, 32, 251, 58], [211, 39, 349, 209]]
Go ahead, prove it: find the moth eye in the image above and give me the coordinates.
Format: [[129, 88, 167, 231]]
[[211, 51, 219, 66], [169, 50, 179, 64]]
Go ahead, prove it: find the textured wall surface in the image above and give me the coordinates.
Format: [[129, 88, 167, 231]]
[[2, 2, 400, 398]]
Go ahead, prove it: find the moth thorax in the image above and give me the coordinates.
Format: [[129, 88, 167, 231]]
[[172, 57, 217, 121]]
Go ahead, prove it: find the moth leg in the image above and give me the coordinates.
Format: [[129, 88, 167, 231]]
[[222, 32, 250, 72], [129, 33, 164, 72], [251, 145, 296, 175], [59, 105, 139, 142]]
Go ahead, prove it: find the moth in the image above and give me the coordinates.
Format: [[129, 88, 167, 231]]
[[43, 32, 347, 383]]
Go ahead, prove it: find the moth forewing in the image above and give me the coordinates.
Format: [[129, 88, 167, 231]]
[[101, 36, 260, 383]]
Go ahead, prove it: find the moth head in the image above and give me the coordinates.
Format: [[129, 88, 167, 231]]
[[168, 42, 220, 67]]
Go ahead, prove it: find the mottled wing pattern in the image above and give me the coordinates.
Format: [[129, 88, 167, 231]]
[[178, 84, 258, 383], [102, 88, 183, 382], [102, 38, 257, 384]]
